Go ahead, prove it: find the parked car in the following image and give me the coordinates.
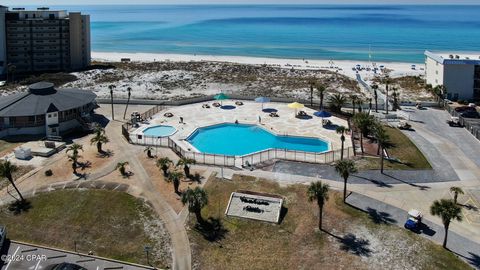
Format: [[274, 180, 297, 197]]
[[404, 209, 423, 231], [460, 111, 480, 119], [447, 117, 462, 127], [454, 106, 476, 113], [45, 263, 87, 270], [0, 225, 6, 250]]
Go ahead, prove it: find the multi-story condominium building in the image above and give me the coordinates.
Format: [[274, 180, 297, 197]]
[[425, 50, 480, 101], [0, 6, 90, 76]]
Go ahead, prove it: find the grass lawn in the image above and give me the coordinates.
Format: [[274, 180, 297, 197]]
[[0, 190, 171, 268], [356, 126, 431, 170], [0, 139, 21, 157], [0, 165, 35, 190], [188, 175, 469, 270]]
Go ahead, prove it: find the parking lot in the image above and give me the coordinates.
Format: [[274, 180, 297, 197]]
[[1, 241, 155, 270]]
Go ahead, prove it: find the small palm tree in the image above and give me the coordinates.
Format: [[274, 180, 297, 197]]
[[335, 160, 357, 203], [116, 161, 129, 176], [308, 79, 316, 107], [109, 84, 116, 120], [329, 93, 347, 113], [392, 88, 400, 111], [372, 87, 379, 112], [66, 143, 83, 165], [167, 170, 183, 194], [144, 146, 154, 158], [307, 181, 330, 230], [430, 199, 463, 249], [90, 131, 109, 153], [375, 125, 391, 173], [449, 187, 464, 204], [156, 157, 172, 177], [181, 187, 208, 224], [123, 86, 132, 119], [0, 160, 24, 201], [352, 112, 374, 154], [177, 157, 196, 177], [69, 155, 78, 174], [335, 126, 349, 160], [317, 84, 326, 110], [350, 95, 358, 115]]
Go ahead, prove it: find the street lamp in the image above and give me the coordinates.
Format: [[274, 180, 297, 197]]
[[144, 245, 151, 266]]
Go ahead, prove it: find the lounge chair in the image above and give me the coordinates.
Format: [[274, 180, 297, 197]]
[[235, 101, 244, 106], [242, 161, 254, 171], [212, 102, 221, 107], [269, 112, 279, 117], [164, 112, 174, 118], [202, 104, 211, 108]]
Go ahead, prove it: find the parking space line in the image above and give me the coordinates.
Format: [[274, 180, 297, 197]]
[[4, 246, 20, 270], [33, 258, 42, 270], [21, 248, 38, 253], [47, 254, 67, 259], [76, 258, 95, 263]]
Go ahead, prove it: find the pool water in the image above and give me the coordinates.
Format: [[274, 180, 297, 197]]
[[187, 123, 329, 156], [143, 125, 177, 137]]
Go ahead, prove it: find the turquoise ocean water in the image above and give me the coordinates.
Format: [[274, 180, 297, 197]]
[[47, 5, 480, 63]]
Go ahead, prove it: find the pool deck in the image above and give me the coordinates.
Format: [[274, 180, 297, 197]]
[[130, 101, 351, 154]]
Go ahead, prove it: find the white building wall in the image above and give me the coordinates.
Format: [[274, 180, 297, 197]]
[[443, 64, 475, 100], [425, 56, 444, 87]]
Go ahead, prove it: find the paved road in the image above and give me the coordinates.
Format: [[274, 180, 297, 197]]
[[346, 193, 480, 269], [1, 241, 153, 270]]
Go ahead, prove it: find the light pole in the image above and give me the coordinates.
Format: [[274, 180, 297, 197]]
[[123, 87, 132, 119], [109, 85, 116, 120], [144, 245, 151, 266], [384, 75, 390, 115]]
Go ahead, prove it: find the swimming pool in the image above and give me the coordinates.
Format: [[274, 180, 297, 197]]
[[187, 123, 329, 156], [143, 125, 177, 137]]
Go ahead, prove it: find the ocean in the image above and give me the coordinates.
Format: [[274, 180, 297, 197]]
[[46, 5, 480, 63]]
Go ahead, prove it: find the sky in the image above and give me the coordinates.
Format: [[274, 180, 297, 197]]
[[2, 0, 479, 5]]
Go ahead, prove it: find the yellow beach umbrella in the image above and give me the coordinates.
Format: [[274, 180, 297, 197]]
[[288, 102, 305, 116]]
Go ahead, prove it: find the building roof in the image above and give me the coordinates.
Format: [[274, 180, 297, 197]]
[[0, 82, 96, 117], [425, 50, 480, 65]]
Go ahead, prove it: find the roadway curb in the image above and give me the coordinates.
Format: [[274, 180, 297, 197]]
[[10, 240, 159, 269]]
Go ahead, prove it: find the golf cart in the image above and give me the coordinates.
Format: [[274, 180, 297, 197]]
[[446, 116, 462, 127], [404, 209, 423, 231]]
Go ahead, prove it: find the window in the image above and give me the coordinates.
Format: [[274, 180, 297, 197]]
[[24, 14, 28, 19], [49, 14, 55, 20]]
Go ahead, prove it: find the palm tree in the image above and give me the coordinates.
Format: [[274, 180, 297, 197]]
[[350, 95, 358, 115], [66, 143, 83, 161], [329, 93, 347, 114], [177, 157, 196, 177], [90, 131, 109, 153], [156, 157, 172, 177], [181, 187, 208, 224], [374, 125, 391, 173], [430, 199, 463, 249], [449, 187, 464, 204], [166, 170, 183, 194], [308, 79, 316, 107], [352, 112, 374, 154], [116, 161, 129, 176], [368, 98, 372, 113], [0, 160, 24, 201], [392, 88, 400, 111], [108, 84, 116, 120], [144, 146, 154, 158], [123, 86, 132, 120], [372, 86, 379, 113], [307, 181, 330, 230], [336, 126, 349, 160], [335, 160, 357, 203], [383, 75, 390, 114], [69, 155, 78, 175], [357, 98, 364, 113], [317, 84, 326, 110]]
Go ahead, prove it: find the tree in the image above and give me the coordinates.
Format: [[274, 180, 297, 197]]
[[449, 187, 464, 204], [144, 146, 154, 158], [368, 98, 372, 113], [123, 87, 132, 120], [372, 86, 379, 113], [352, 112, 374, 154], [167, 170, 183, 194], [66, 143, 83, 165], [317, 84, 326, 110], [329, 93, 347, 114], [116, 161, 129, 176], [336, 126, 349, 160], [156, 157, 172, 177], [90, 125, 109, 153], [335, 160, 357, 202], [308, 79, 316, 107], [383, 76, 391, 114], [350, 95, 358, 116], [374, 125, 392, 173], [307, 181, 330, 230], [69, 155, 78, 175], [177, 157, 196, 178], [108, 84, 116, 120], [430, 199, 462, 249], [181, 187, 208, 224], [392, 88, 400, 111], [0, 160, 24, 202]]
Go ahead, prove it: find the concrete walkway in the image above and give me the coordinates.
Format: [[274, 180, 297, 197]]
[[346, 192, 480, 269]]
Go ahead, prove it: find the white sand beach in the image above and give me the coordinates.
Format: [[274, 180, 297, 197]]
[[92, 51, 424, 81]]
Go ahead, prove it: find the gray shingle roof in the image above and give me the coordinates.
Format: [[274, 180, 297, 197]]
[[0, 82, 97, 117]]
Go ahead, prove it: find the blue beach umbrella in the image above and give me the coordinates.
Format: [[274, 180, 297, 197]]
[[254, 96, 271, 110], [314, 110, 332, 118], [214, 93, 229, 106]]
